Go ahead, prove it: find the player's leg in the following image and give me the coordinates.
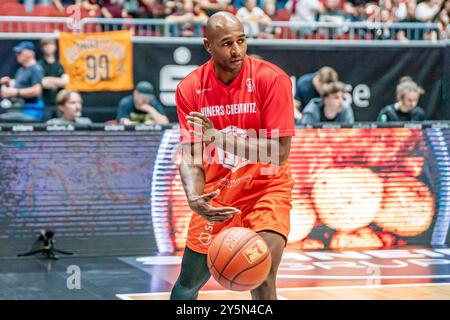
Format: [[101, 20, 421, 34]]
[[250, 231, 285, 300], [170, 246, 211, 300]]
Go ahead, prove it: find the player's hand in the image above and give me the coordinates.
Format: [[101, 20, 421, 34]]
[[188, 189, 241, 222], [186, 112, 218, 144]]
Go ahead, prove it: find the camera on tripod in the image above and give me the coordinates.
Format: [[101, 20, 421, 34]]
[[17, 229, 73, 260]]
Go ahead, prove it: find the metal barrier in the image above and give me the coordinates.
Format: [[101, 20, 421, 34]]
[[0, 16, 447, 42], [267, 21, 442, 41], [0, 16, 73, 33]]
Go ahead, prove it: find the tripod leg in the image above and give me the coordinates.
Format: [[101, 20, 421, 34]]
[[17, 249, 43, 257], [52, 248, 73, 255], [48, 250, 58, 260]]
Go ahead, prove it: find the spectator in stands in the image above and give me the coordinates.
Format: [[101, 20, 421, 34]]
[[148, 0, 174, 18], [395, 1, 424, 41], [0, 41, 44, 122], [377, 77, 426, 122], [197, 0, 233, 16], [438, 0, 450, 38], [116, 81, 169, 125], [347, 0, 370, 22], [320, 0, 348, 21], [416, 0, 444, 22], [166, 0, 207, 37], [294, 66, 338, 112], [39, 38, 69, 108], [53, 0, 80, 13], [100, 0, 126, 18], [299, 81, 354, 124], [122, 0, 141, 17], [261, 0, 282, 38], [47, 90, 92, 125], [384, 0, 408, 22], [236, 0, 272, 38], [285, 0, 324, 37], [233, 0, 264, 10], [82, 0, 101, 16]]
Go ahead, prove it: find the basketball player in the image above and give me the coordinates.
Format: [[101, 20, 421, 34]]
[[170, 11, 295, 300]]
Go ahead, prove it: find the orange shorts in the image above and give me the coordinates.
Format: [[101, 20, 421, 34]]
[[186, 195, 292, 254]]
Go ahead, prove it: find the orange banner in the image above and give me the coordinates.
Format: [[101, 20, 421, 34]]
[[59, 30, 133, 92]]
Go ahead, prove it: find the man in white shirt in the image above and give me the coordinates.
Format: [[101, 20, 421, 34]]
[[416, 0, 444, 22], [236, 0, 271, 38], [285, 0, 324, 37]]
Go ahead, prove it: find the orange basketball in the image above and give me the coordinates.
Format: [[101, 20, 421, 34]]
[[207, 227, 272, 291]]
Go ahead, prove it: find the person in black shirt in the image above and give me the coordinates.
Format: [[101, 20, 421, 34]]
[[377, 77, 426, 122], [38, 38, 69, 107], [294, 66, 339, 122]]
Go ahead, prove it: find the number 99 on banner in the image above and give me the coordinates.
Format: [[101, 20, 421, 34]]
[[86, 54, 110, 82], [59, 30, 133, 92]]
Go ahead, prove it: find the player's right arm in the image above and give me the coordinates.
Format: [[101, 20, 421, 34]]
[[176, 84, 240, 222]]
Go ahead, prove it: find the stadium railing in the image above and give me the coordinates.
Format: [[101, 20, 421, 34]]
[[0, 16, 446, 42]]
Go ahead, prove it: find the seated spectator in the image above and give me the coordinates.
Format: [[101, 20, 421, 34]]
[[166, 0, 207, 37], [47, 90, 92, 125], [320, 0, 347, 20], [236, 0, 271, 38], [396, 1, 424, 41], [101, 0, 125, 18], [38, 38, 69, 108], [347, 0, 370, 22], [260, 0, 282, 38], [318, 0, 349, 38], [294, 66, 338, 112], [438, 0, 450, 38], [384, 0, 408, 22], [0, 41, 44, 122], [116, 81, 169, 125], [416, 0, 444, 22], [52, 0, 80, 13], [82, 0, 101, 16], [197, 0, 233, 16], [416, 0, 444, 41], [233, 0, 264, 10], [285, 0, 325, 37], [377, 77, 426, 122], [300, 81, 354, 124], [122, 0, 141, 17]]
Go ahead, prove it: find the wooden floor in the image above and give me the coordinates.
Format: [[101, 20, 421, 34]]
[[116, 247, 450, 300]]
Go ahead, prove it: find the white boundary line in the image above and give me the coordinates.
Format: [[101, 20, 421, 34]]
[[116, 282, 450, 300], [278, 274, 450, 280]]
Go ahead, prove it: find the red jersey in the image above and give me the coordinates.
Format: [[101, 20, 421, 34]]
[[176, 55, 295, 207]]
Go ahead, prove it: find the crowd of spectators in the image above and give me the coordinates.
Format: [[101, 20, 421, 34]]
[[11, 0, 450, 39], [0, 40, 170, 125], [0, 41, 429, 125]]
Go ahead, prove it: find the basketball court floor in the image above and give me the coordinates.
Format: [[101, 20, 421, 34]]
[[119, 246, 450, 300], [2, 246, 449, 300]]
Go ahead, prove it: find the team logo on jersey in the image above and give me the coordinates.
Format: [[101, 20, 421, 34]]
[[217, 126, 250, 172], [246, 78, 255, 93]]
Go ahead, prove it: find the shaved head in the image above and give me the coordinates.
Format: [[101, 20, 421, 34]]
[[203, 11, 247, 84], [205, 11, 244, 42]]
